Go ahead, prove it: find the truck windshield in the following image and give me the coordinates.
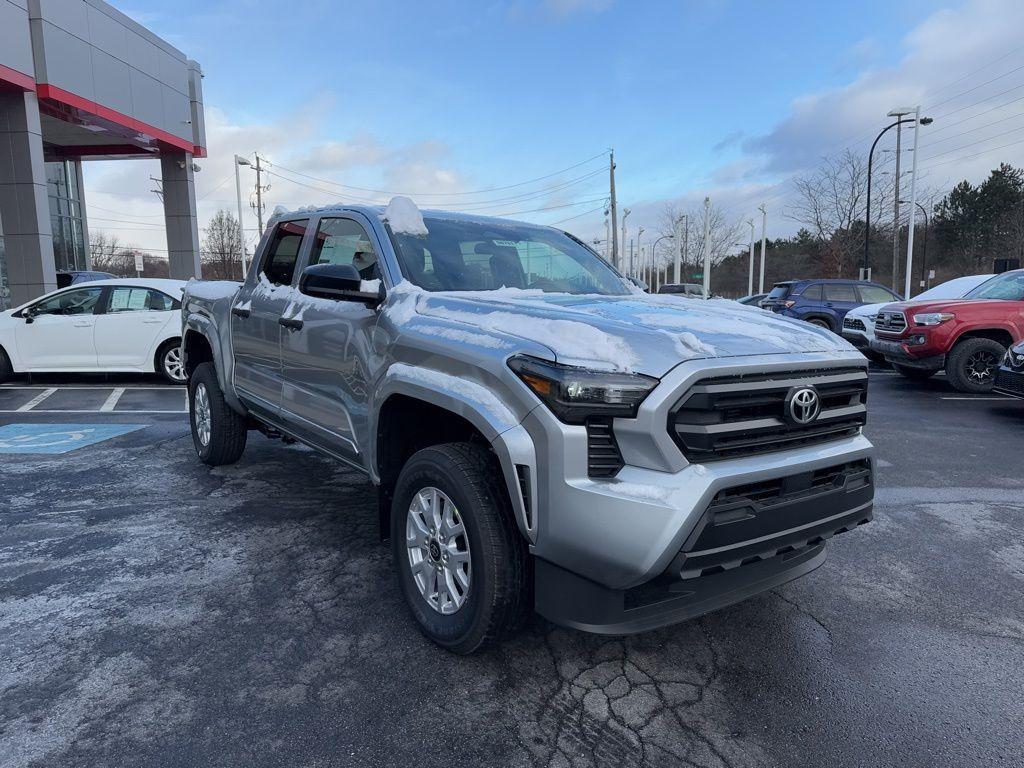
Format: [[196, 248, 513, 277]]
[[963, 271, 1024, 301], [388, 217, 629, 295]]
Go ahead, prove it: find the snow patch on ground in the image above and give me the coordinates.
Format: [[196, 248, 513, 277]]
[[387, 363, 516, 425], [383, 196, 428, 236]]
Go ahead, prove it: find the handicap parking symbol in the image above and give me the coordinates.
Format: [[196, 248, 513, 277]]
[[0, 423, 147, 455]]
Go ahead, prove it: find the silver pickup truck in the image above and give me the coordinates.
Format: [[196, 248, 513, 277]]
[[181, 199, 874, 653]]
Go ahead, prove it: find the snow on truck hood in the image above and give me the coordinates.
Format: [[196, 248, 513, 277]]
[[386, 284, 853, 377]]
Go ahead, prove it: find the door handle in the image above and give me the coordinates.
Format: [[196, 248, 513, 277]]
[[278, 316, 304, 331], [72, 320, 93, 327], [231, 305, 251, 319], [143, 318, 164, 324]]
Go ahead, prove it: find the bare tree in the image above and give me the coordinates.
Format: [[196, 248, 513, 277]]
[[89, 231, 135, 275], [201, 209, 243, 280], [653, 201, 742, 282]]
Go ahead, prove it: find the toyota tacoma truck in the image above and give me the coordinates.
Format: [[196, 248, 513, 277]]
[[181, 198, 874, 653], [869, 269, 1024, 392]]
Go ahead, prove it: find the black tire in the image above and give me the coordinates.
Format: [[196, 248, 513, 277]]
[[188, 361, 247, 465], [945, 337, 1006, 393], [807, 317, 833, 331], [156, 339, 186, 385], [0, 346, 12, 384], [893, 364, 937, 381], [391, 442, 529, 654]]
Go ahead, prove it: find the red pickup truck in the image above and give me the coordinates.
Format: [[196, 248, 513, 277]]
[[870, 269, 1024, 393]]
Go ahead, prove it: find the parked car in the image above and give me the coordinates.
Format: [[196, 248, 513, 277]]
[[994, 339, 1024, 399], [181, 200, 874, 653], [737, 292, 767, 306], [56, 270, 117, 288], [0, 278, 187, 384], [658, 282, 706, 298], [761, 279, 901, 332], [870, 269, 1024, 392], [841, 274, 994, 355]]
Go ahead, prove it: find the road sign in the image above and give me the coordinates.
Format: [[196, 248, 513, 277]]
[[134, 251, 145, 273], [0, 423, 146, 454]]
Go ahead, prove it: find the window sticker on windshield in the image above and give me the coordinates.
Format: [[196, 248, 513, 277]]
[[492, 240, 520, 247]]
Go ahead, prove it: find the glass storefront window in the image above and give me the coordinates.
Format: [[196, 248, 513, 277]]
[[46, 159, 87, 273], [0, 236, 9, 311]]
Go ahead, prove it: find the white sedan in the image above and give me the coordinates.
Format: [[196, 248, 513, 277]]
[[841, 274, 994, 354], [0, 278, 188, 384]]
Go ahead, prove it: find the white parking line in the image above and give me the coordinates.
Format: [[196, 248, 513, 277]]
[[16, 388, 57, 412], [0, 409, 185, 414], [941, 396, 1011, 401], [100, 387, 125, 412]]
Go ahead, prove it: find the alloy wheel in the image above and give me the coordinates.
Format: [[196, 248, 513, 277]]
[[164, 346, 186, 383], [965, 350, 998, 383], [406, 487, 472, 615], [193, 383, 212, 446]]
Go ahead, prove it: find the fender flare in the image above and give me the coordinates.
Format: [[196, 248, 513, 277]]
[[182, 315, 247, 414]]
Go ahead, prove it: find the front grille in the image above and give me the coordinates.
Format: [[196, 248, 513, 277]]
[[995, 368, 1024, 395], [843, 317, 867, 332], [670, 367, 868, 461], [875, 310, 907, 334], [586, 418, 624, 477]]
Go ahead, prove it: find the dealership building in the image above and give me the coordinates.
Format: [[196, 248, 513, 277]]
[[0, 0, 206, 309]]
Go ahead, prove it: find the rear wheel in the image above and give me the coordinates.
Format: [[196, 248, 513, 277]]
[[157, 340, 186, 384], [945, 337, 1005, 393], [807, 317, 833, 331], [391, 442, 528, 654], [189, 362, 247, 465], [0, 347, 12, 384], [893, 364, 937, 381]]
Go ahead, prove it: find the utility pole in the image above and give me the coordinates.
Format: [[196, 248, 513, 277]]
[[891, 126, 903, 293], [904, 106, 922, 299], [604, 211, 611, 262], [747, 219, 755, 297], [637, 227, 645, 284], [252, 154, 267, 235], [701, 197, 711, 298], [673, 215, 684, 284], [621, 208, 631, 277], [609, 151, 618, 269], [758, 204, 767, 294]]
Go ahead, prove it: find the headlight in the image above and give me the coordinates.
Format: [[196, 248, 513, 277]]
[[912, 312, 955, 326], [1008, 348, 1024, 367], [507, 355, 658, 424], [867, 314, 878, 324]]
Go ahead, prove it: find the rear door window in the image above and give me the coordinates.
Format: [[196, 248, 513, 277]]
[[858, 285, 897, 303], [824, 284, 858, 302], [801, 284, 823, 301], [261, 220, 309, 286]]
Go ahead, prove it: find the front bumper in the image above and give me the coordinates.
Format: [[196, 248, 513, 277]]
[[841, 329, 871, 350], [994, 366, 1024, 399], [870, 337, 945, 370]]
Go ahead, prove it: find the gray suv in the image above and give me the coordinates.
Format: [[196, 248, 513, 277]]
[[181, 201, 874, 653]]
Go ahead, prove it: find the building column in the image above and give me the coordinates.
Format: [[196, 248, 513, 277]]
[[161, 151, 201, 279], [0, 91, 55, 306]]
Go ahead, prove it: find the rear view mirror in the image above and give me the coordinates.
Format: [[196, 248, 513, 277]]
[[299, 263, 384, 306]]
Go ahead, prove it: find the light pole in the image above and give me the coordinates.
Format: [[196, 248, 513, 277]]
[[747, 219, 755, 297], [902, 199, 930, 291], [651, 233, 674, 290], [864, 110, 932, 281], [636, 227, 645, 284], [620, 208, 631, 277], [902, 106, 926, 299], [758, 204, 767, 294], [234, 155, 251, 277], [673, 215, 686, 284], [701, 197, 711, 298]]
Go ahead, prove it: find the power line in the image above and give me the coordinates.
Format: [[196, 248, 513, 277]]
[[920, 123, 1024, 162], [262, 150, 608, 198], [932, 80, 1024, 120], [920, 42, 1024, 102], [925, 62, 1024, 111], [920, 135, 1024, 171], [920, 110, 1024, 149], [923, 94, 1024, 137], [551, 203, 609, 226]]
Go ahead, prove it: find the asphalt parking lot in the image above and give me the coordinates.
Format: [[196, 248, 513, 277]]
[[1, 370, 1022, 768]]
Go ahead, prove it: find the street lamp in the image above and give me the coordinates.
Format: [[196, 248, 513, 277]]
[[651, 233, 675, 290], [901, 199, 930, 291], [863, 110, 932, 280], [234, 155, 252, 277]]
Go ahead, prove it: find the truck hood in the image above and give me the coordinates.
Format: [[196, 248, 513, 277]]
[[392, 287, 854, 377], [882, 298, 1016, 315]]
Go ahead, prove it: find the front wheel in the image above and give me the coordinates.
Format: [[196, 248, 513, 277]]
[[391, 443, 528, 654], [189, 362, 247, 465], [893, 364, 937, 381], [945, 338, 1005, 393]]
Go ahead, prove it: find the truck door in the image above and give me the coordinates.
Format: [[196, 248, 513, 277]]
[[231, 219, 310, 418], [278, 215, 384, 459]]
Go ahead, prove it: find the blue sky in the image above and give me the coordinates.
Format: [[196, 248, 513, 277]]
[[86, 0, 1024, 256]]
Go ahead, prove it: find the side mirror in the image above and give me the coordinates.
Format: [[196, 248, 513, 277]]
[[23, 307, 36, 324], [299, 263, 384, 306]]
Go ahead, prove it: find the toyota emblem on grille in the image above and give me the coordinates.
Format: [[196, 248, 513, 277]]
[[786, 386, 821, 425]]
